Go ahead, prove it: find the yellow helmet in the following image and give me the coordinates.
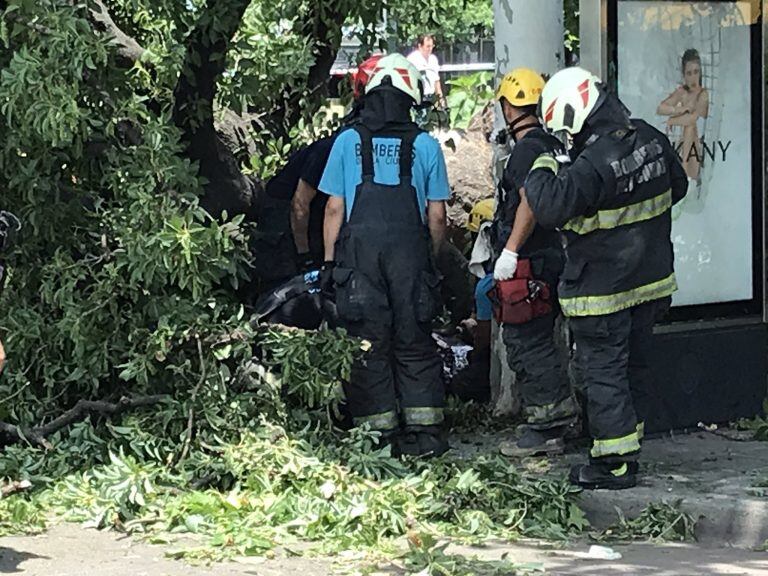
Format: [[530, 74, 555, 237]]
[[466, 199, 494, 233], [496, 68, 545, 107]]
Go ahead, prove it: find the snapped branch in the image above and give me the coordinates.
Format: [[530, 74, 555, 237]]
[[0, 395, 170, 449]]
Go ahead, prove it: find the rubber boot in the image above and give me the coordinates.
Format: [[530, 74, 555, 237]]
[[499, 425, 566, 458], [569, 461, 638, 490], [395, 426, 449, 458]]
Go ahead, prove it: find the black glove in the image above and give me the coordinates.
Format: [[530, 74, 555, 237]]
[[319, 261, 335, 297]]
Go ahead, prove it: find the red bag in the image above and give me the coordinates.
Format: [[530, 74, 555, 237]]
[[488, 259, 553, 325]]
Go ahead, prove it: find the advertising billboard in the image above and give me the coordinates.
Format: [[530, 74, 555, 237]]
[[616, 1, 755, 307]]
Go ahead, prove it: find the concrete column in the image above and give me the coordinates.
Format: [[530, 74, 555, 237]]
[[493, 0, 565, 80], [491, 0, 565, 163], [579, 0, 609, 78], [489, 0, 565, 420]]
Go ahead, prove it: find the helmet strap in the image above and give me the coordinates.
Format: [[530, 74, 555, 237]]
[[506, 112, 540, 142]]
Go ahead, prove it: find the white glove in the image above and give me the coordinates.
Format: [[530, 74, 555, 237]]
[[493, 249, 519, 281]]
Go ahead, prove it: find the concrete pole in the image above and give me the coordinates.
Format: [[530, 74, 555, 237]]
[[579, 0, 608, 78], [493, 0, 565, 80], [489, 0, 565, 418], [491, 0, 565, 164]]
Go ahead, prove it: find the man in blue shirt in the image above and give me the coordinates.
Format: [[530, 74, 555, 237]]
[[320, 53, 451, 457]]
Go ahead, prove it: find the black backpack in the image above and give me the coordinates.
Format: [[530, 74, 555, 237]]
[[254, 271, 337, 330]]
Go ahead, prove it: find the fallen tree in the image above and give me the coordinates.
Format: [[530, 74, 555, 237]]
[[0, 0, 387, 443]]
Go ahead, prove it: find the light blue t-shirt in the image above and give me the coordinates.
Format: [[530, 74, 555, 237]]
[[318, 129, 451, 221]]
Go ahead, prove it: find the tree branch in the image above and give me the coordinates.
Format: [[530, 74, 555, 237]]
[[1, 10, 54, 35], [1, 1, 147, 65], [0, 395, 169, 449], [174, 338, 205, 467], [1, 480, 32, 499], [88, 0, 147, 64], [263, 4, 346, 140]]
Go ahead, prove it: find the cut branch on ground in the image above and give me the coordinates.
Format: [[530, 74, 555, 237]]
[[173, 338, 206, 467], [0, 395, 170, 449], [0, 480, 32, 499]]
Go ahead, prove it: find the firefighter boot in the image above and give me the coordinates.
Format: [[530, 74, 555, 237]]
[[569, 462, 638, 490], [395, 426, 449, 458], [500, 425, 567, 458]]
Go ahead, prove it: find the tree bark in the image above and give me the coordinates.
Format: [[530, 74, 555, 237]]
[[172, 0, 262, 221], [301, 4, 347, 109], [89, 0, 147, 65]]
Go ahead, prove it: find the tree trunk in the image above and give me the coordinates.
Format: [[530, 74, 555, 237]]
[[262, 3, 347, 141], [172, 0, 262, 221]]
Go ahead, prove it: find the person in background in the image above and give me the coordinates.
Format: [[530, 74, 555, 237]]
[[407, 34, 445, 109], [320, 54, 451, 457], [450, 199, 495, 403]]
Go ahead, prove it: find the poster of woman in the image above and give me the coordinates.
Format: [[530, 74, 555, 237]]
[[656, 48, 710, 182], [617, 1, 753, 307]]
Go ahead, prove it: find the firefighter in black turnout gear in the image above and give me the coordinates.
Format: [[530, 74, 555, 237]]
[[251, 137, 335, 289], [490, 68, 578, 458], [525, 67, 688, 489], [319, 53, 451, 457]]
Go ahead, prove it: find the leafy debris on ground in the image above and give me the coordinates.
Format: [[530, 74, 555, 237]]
[[593, 500, 697, 543], [0, 327, 587, 564], [735, 400, 768, 441]]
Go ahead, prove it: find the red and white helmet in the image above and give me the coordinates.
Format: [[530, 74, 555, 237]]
[[540, 67, 602, 135], [365, 53, 423, 105], [351, 54, 384, 100]]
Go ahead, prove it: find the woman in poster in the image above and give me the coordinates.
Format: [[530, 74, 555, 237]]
[[656, 48, 710, 182]]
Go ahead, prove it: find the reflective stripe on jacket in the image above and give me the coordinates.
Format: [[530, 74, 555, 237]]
[[524, 119, 688, 317]]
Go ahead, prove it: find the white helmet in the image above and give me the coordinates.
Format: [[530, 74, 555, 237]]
[[540, 67, 603, 135], [365, 53, 423, 105]]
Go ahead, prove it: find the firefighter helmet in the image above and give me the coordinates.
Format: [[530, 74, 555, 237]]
[[496, 67, 546, 108], [466, 199, 495, 233], [539, 67, 602, 135], [352, 54, 384, 100], [365, 53, 423, 105]]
